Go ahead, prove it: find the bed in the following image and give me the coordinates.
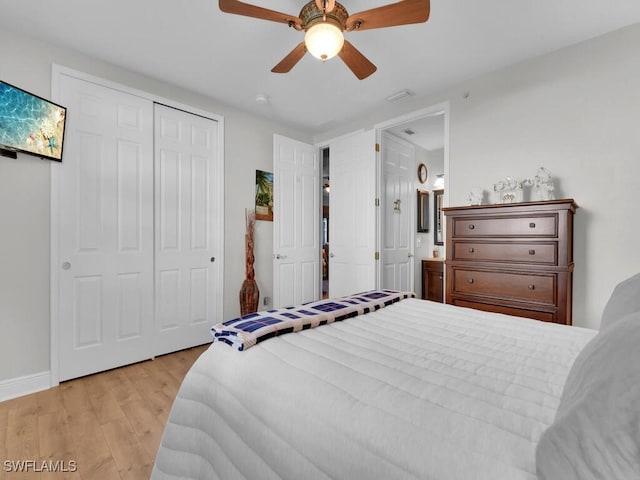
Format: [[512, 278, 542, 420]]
[[152, 278, 640, 480]]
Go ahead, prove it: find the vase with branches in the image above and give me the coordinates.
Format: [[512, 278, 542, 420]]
[[239, 209, 260, 315]]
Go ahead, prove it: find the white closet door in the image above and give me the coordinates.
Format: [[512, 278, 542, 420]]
[[58, 75, 154, 381], [272, 134, 320, 308], [381, 131, 415, 292], [154, 104, 221, 355], [329, 129, 377, 297]]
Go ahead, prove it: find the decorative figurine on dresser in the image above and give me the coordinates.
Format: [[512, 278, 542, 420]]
[[443, 199, 577, 325], [529, 166, 555, 201]]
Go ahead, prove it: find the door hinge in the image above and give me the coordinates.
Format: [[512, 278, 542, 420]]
[[375, 143, 380, 152], [375, 252, 380, 260], [375, 198, 380, 207]]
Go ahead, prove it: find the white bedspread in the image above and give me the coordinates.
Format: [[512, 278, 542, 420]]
[[152, 298, 596, 480]]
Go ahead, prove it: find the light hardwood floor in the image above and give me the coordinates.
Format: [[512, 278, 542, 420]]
[[0, 344, 209, 480]]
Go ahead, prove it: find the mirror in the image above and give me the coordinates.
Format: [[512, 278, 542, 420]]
[[433, 189, 444, 245], [417, 190, 429, 232]]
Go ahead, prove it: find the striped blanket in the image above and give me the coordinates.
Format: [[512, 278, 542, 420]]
[[211, 289, 415, 351]]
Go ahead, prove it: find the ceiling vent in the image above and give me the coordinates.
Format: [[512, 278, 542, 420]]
[[386, 89, 415, 103], [402, 128, 416, 136]]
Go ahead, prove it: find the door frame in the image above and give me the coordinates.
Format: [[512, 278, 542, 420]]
[[374, 102, 451, 289], [49, 64, 225, 387]]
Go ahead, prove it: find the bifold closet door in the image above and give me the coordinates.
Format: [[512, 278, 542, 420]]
[[58, 75, 155, 381], [154, 104, 221, 356], [57, 74, 222, 381]]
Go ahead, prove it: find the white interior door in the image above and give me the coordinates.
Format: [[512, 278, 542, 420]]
[[154, 104, 222, 355], [381, 131, 415, 292], [329, 129, 377, 297], [273, 134, 320, 308], [57, 75, 154, 381]]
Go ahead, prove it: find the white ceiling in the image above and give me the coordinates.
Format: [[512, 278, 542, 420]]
[[386, 113, 445, 151], [3, 1, 640, 136]]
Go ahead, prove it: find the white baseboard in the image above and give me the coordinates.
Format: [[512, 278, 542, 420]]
[[0, 371, 51, 402]]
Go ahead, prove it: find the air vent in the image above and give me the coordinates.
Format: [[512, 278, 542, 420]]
[[402, 128, 416, 136], [386, 89, 415, 103]]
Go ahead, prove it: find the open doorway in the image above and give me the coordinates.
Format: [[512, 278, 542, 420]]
[[377, 103, 448, 298], [321, 147, 330, 298]]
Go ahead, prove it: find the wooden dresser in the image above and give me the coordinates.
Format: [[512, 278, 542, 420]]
[[422, 259, 444, 303], [443, 199, 577, 325]]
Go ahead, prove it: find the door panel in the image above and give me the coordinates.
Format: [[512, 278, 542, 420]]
[[329, 130, 377, 297], [381, 132, 415, 292], [154, 104, 221, 356], [117, 273, 143, 339], [58, 75, 154, 381], [75, 276, 102, 347], [273, 135, 320, 308]]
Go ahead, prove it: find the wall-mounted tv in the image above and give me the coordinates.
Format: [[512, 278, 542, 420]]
[[0, 80, 67, 162]]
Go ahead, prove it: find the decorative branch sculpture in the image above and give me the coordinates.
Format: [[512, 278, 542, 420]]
[[239, 209, 260, 315]]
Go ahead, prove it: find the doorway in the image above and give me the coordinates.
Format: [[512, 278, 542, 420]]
[[321, 147, 330, 298], [377, 103, 449, 298]]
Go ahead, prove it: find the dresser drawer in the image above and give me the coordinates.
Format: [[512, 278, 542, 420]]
[[452, 269, 555, 304], [452, 299, 556, 323], [452, 241, 557, 265], [452, 215, 557, 238]]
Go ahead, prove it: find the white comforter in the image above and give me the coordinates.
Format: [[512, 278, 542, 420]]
[[152, 298, 596, 480]]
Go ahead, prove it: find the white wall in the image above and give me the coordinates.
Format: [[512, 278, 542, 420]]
[[317, 23, 640, 330], [0, 29, 311, 384]]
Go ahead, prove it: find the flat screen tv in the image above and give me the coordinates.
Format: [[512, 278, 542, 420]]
[[0, 80, 67, 162]]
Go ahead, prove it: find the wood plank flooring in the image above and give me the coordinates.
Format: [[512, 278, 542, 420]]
[[0, 344, 208, 480]]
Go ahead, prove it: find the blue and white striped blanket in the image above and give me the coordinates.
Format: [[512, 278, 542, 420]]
[[211, 289, 415, 351]]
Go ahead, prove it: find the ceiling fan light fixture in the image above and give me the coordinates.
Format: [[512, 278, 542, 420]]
[[219, 0, 431, 78], [304, 21, 344, 61]]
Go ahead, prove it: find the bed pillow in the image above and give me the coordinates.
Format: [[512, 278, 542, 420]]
[[600, 272, 640, 331], [536, 311, 640, 480]]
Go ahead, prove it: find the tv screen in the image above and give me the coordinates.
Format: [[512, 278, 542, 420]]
[[0, 80, 67, 162]]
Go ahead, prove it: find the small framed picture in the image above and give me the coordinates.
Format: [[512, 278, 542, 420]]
[[255, 170, 273, 221], [417, 189, 429, 232]]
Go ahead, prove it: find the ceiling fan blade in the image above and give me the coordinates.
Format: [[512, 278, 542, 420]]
[[219, 0, 302, 27], [338, 40, 377, 80], [346, 0, 430, 31], [271, 42, 307, 73]]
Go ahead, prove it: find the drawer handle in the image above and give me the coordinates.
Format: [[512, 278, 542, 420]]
[[528, 284, 535, 290], [529, 249, 536, 255], [468, 247, 475, 253], [467, 278, 474, 284], [468, 224, 475, 230], [529, 222, 536, 228]]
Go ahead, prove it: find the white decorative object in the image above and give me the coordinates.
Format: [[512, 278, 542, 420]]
[[493, 176, 524, 204], [530, 167, 555, 201], [466, 187, 484, 205]]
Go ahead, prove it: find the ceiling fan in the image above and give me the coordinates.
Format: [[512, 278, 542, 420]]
[[218, 0, 431, 80]]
